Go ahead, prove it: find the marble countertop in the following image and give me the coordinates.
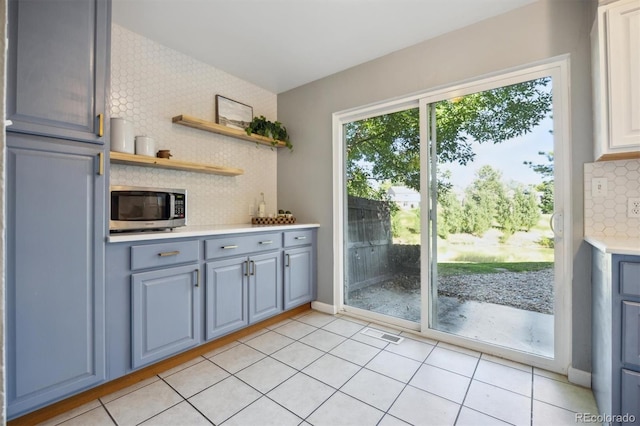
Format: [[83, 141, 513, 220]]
[[108, 223, 320, 243], [584, 236, 640, 256]]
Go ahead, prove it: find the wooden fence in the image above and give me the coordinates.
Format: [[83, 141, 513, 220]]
[[346, 196, 394, 292]]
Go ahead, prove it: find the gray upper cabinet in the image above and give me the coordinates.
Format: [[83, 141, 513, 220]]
[[6, 134, 106, 419], [6, 0, 109, 144]]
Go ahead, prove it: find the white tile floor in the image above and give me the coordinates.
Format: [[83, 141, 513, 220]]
[[38, 311, 599, 426]]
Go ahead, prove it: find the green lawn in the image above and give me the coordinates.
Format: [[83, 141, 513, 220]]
[[391, 211, 554, 263], [437, 261, 553, 276]]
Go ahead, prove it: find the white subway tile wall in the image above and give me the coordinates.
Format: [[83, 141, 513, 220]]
[[584, 159, 640, 238], [109, 24, 278, 226]]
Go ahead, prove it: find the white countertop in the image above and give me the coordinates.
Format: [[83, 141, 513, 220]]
[[584, 236, 640, 256], [108, 223, 320, 243]]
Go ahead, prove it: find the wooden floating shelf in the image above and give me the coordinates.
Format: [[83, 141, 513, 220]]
[[110, 151, 244, 176], [172, 114, 287, 148]]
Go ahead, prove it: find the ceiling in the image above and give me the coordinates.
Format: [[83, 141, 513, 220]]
[[112, 0, 536, 94]]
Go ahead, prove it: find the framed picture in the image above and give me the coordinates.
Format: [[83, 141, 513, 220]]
[[215, 95, 253, 130]]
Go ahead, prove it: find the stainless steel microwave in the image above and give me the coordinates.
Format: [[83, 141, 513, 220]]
[[110, 186, 186, 232]]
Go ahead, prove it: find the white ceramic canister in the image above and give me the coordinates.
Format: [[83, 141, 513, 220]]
[[110, 118, 135, 153], [135, 136, 156, 157]]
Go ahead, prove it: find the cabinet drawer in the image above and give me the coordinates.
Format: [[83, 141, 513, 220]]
[[621, 262, 640, 297], [205, 233, 282, 259], [622, 301, 640, 367], [131, 240, 200, 271], [284, 230, 314, 247]]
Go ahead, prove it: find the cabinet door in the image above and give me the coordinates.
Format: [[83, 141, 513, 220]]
[[6, 0, 109, 144], [621, 369, 640, 421], [205, 257, 248, 340], [132, 265, 201, 369], [607, 0, 640, 151], [249, 251, 282, 324], [284, 246, 314, 310], [6, 135, 106, 419]]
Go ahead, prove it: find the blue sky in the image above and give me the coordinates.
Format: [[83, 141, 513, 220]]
[[440, 114, 554, 191]]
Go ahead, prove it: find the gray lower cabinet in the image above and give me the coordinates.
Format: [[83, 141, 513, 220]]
[[7, 0, 110, 144], [131, 264, 201, 369], [205, 250, 282, 340], [592, 251, 640, 423], [6, 134, 106, 419], [284, 230, 317, 310]]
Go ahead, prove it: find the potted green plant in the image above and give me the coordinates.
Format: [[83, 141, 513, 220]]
[[245, 115, 293, 150]]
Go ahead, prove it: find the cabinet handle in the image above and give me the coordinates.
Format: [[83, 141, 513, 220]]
[[295, 236, 307, 240], [244, 260, 249, 277], [194, 269, 200, 287], [250, 260, 255, 276], [97, 152, 104, 176], [285, 254, 290, 267], [158, 250, 180, 257], [259, 240, 273, 245], [222, 245, 238, 250], [97, 113, 104, 137]]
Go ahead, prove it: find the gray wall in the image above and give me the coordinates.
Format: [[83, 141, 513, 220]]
[[278, 0, 596, 372], [1, 0, 7, 421]]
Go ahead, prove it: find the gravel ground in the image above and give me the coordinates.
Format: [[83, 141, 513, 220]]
[[347, 268, 554, 320]]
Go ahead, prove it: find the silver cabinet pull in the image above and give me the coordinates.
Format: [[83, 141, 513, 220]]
[[158, 250, 180, 257], [285, 254, 290, 267], [221, 245, 238, 249], [250, 260, 255, 276], [259, 240, 273, 245], [194, 269, 200, 287], [244, 260, 249, 277], [295, 236, 307, 240]]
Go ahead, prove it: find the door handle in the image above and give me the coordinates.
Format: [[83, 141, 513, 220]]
[[97, 152, 104, 176], [97, 113, 104, 137], [550, 212, 563, 237]]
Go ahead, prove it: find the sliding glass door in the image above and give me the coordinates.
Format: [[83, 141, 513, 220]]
[[337, 60, 570, 369]]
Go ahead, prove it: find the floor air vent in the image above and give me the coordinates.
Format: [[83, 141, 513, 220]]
[[360, 327, 404, 344]]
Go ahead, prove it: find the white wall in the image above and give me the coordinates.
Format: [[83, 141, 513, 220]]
[[278, 0, 596, 372], [110, 24, 279, 225]]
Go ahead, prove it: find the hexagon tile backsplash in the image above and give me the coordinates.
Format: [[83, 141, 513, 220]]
[[109, 24, 279, 226], [584, 159, 640, 238]]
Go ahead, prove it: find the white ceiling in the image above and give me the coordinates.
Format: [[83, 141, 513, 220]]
[[112, 0, 536, 94]]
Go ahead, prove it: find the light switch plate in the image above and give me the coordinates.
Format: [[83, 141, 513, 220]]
[[628, 198, 640, 218], [592, 178, 608, 197]]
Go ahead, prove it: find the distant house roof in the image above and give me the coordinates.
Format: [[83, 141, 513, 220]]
[[387, 186, 420, 202]]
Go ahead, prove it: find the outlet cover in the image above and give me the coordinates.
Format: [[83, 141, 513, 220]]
[[629, 198, 640, 218], [592, 178, 608, 197]]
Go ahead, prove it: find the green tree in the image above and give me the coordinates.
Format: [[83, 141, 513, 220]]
[[346, 78, 552, 198], [524, 151, 554, 214], [437, 189, 464, 238], [462, 165, 505, 236]]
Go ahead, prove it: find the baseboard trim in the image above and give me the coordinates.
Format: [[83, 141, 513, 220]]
[[311, 301, 338, 314], [568, 366, 592, 388], [8, 304, 311, 426]]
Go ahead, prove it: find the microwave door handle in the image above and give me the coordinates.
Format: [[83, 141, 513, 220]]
[[169, 193, 176, 219]]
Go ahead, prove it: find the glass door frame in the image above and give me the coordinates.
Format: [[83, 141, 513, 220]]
[[333, 57, 572, 373]]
